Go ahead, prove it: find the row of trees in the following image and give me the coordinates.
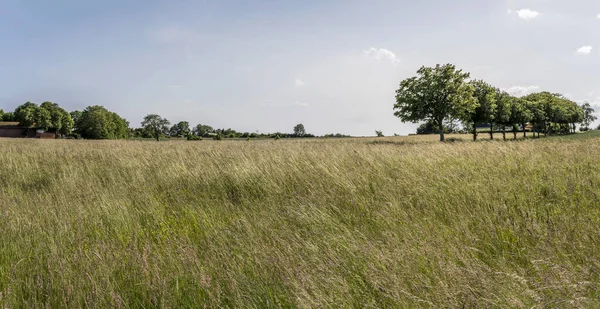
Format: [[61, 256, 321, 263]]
[[394, 64, 597, 141], [134, 115, 316, 141], [1, 103, 319, 140]]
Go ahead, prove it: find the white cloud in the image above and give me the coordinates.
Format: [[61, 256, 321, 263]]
[[516, 9, 540, 20], [292, 101, 309, 107], [365, 48, 401, 66], [505, 85, 540, 97], [597, 14, 600, 19], [295, 79, 305, 87], [576, 46, 592, 55]]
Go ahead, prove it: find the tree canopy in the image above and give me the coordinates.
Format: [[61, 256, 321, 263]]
[[394, 64, 477, 141], [74, 106, 130, 139], [141, 114, 170, 141]]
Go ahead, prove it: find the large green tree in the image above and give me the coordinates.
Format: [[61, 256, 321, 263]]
[[493, 91, 513, 140], [169, 121, 191, 138], [141, 114, 170, 141], [40, 101, 73, 135], [507, 97, 533, 139], [193, 124, 214, 137], [293, 123, 306, 137], [580, 102, 596, 131], [75, 105, 129, 139], [394, 64, 477, 142], [14, 102, 39, 127], [468, 80, 497, 141]]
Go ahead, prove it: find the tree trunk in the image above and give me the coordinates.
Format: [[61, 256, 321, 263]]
[[473, 123, 477, 141], [438, 118, 445, 142], [489, 123, 494, 140], [533, 124, 536, 138], [502, 127, 506, 141], [513, 126, 517, 140], [522, 123, 526, 138]]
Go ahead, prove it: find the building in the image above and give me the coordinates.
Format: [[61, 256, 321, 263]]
[[0, 122, 56, 139]]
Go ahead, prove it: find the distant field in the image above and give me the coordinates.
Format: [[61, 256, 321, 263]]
[[1, 131, 600, 307]]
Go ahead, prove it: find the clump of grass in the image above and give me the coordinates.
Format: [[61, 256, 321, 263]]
[[0, 132, 599, 307]]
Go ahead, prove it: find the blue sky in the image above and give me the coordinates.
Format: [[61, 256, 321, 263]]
[[1, 0, 599, 135]]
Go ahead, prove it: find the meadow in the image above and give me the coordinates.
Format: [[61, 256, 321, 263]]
[[1, 132, 600, 308]]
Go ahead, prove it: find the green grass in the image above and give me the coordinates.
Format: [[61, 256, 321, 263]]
[[1, 132, 600, 307]]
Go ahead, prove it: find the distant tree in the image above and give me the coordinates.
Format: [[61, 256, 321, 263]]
[[0, 109, 4, 121], [394, 64, 477, 142], [507, 97, 533, 139], [580, 102, 597, 131], [141, 114, 170, 141], [375, 130, 384, 137], [494, 91, 513, 140], [70, 110, 83, 133], [293, 123, 306, 137], [1, 111, 15, 121], [193, 124, 214, 137], [75, 105, 129, 139], [415, 120, 456, 135], [14, 102, 39, 127], [468, 80, 497, 141], [40, 102, 73, 135], [169, 121, 190, 138]]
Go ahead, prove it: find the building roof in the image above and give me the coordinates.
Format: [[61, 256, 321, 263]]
[[0, 122, 22, 128]]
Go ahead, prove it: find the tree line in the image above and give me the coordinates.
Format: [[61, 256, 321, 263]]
[[0, 103, 326, 140], [394, 64, 597, 141]]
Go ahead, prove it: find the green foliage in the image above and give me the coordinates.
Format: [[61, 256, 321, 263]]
[[13, 101, 73, 134], [416, 120, 456, 135], [14, 102, 39, 127], [75, 105, 130, 139], [394, 64, 477, 141], [580, 102, 597, 131], [193, 124, 214, 137], [468, 80, 497, 140], [169, 121, 191, 138], [186, 134, 202, 141], [375, 130, 384, 137], [141, 114, 171, 141], [293, 123, 306, 137]]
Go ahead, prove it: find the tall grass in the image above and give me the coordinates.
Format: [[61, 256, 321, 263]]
[[1, 132, 600, 307]]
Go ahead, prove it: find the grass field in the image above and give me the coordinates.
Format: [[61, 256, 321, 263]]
[[1, 132, 600, 307]]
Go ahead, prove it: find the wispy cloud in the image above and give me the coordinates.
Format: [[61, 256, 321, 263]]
[[292, 101, 309, 107], [505, 85, 540, 97], [576, 46, 592, 55], [515, 9, 540, 20], [295, 79, 305, 87], [364, 48, 400, 66]]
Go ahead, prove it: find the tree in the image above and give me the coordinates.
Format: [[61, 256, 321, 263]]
[[141, 114, 170, 141], [293, 123, 306, 137], [375, 130, 384, 137], [507, 97, 533, 139], [0, 109, 4, 121], [40, 101, 73, 135], [494, 91, 513, 140], [75, 106, 129, 139], [193, 124, 214, 137], [169, 121, 190, 138], [468, 80, 497, 141], [580, 102, 597, 131], [14, 102, 39, 127], [394, 64, 477, 142]]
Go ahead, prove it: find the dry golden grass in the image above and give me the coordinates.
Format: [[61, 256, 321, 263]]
[[0, 132, 599, 307]]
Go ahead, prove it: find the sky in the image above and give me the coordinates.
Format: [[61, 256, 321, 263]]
[[1, 0, 599, 136]]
